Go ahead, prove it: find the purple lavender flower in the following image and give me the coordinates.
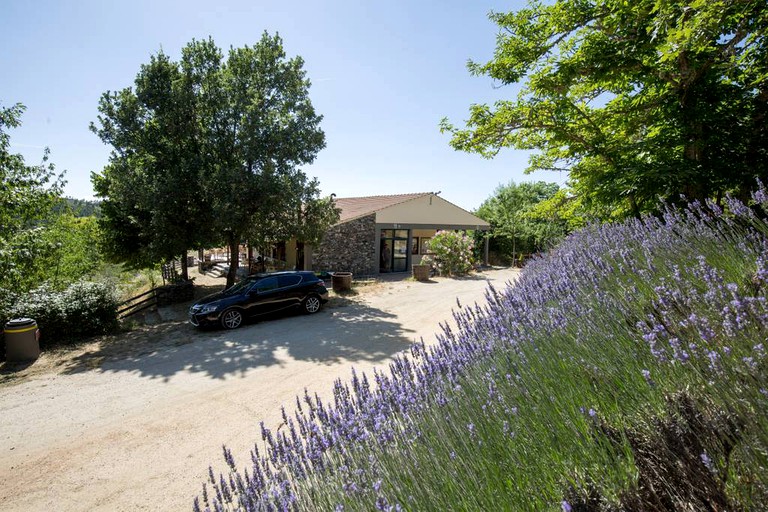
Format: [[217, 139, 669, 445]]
[[707, 350, 721, 371], [743, 357, 757, 370], [725, 194, 754, 219], [343, 480, 358, 495], [375, 496, 391, 511]]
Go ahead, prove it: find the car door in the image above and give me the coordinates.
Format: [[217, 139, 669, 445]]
[[248, 276, 280, 317], [275, 274, 304, 312]]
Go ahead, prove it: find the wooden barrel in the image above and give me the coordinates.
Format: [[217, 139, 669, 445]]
[[332, 272, 353, 292]]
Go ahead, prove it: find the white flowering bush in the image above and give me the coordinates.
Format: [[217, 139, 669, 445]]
[[427, 230, 474, 276], [1, 281, 118, 349]]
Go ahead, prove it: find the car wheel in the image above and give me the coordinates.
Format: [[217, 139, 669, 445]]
[[302, 295, 322, 314], [220, 308, 243, 329]]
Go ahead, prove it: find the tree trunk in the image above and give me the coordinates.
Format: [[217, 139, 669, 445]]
[[629, 194, 641, 219], [261, 245, 267, 272], [180, 252, 189, 281], [226, 234, 240, 288], [511, 232, 517, 268]]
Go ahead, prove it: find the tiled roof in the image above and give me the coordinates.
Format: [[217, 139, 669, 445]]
[[334, 193, 431, 223]]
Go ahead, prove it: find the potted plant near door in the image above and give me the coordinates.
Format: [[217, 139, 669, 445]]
[[412, 256, 432, 281]]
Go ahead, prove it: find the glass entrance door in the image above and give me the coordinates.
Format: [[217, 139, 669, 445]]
[[380, 229, 409, 272], [393, 240, 408, 272], [380, 239, 393, 272]]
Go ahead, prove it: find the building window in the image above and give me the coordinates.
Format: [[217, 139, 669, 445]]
[[420, 237, 432, 255], [411, 237, 419, 255]]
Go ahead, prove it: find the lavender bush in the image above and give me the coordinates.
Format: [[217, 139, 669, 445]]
[[197, 190, 768, 511]]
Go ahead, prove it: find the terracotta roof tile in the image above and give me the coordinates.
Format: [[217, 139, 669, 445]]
[[334, 193, 431, 223]]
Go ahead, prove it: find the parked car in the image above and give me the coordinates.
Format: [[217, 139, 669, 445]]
[[188, 271, 329, 329]]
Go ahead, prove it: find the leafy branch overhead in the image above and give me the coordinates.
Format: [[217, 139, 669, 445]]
[[442, 0, 768, 217]]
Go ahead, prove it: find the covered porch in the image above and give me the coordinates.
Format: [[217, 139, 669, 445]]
[[376, 225, 489, 274]]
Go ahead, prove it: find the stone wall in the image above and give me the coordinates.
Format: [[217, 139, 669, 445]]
[[313, 214, 377, 276]]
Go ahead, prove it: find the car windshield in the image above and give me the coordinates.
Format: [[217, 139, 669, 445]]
[[222, 277, 256, 296]]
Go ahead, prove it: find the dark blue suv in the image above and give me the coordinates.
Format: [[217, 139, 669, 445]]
[[188, 271, 329, 329]]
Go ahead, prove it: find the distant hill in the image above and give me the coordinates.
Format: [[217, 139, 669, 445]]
[[57, 197, 102, 218]]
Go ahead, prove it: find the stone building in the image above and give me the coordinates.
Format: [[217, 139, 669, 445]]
[[304, 192, 490, 276]]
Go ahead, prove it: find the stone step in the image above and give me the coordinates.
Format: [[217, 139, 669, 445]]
[[203, 263, 252, 279], [203, 262, 229, 278]]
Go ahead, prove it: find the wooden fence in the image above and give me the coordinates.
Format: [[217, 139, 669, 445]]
[[117, 279, 195, 319], [162, 260, 183, 285], [117, 288, 158, 318]]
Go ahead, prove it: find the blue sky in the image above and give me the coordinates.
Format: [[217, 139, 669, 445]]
[[1, 0, 566, 212]]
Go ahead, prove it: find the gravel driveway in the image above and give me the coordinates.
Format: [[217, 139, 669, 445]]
[[0, 267, 519, 511]]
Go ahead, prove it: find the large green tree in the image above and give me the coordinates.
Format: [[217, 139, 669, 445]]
[[92, 34, 335, 287], [181, 35, 329, 286], [442, 0, 768, 217], [0, 103, 66, 292], [92, 51, 216, 279]]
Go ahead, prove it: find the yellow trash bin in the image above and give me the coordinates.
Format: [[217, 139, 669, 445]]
[[4, 318, 40, 362]]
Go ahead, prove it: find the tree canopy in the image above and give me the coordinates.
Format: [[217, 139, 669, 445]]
[[92, 33, 338, 286], [0, 103, 66, 291], [91, 49, 217, 277], [476, 181, 565, 263], [442, 0, 768, 217]]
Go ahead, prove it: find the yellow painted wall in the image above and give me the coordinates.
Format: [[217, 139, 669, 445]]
[[412, 228, 435, 238], [285, 239, 298, 269], [375, 194, 489, 227]]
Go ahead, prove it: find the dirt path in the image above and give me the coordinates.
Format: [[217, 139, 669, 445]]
[[0, 267, 518, 511]]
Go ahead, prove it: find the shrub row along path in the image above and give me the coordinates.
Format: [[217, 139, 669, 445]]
[[0, 267, 519, 511]]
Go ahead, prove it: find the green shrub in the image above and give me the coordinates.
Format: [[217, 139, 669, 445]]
[[427, 230, 475, 276], [1, 280, 118, 351], [0, 215, 105, 295]]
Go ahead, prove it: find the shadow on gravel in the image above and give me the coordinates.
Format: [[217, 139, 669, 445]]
[[60, 299, 413, 382], [446, 273, 493, 281], [0, 360, 36, 374]]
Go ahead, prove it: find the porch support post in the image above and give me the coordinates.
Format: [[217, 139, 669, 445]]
[[484, 232, 489, 266]]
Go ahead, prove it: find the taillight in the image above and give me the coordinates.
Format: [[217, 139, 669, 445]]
[[318, 280, 326, 287]]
